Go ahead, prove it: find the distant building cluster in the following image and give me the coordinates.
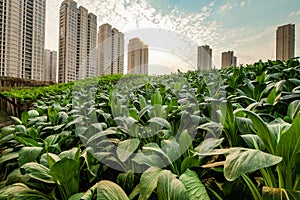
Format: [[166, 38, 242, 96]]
[[57, 0, 148, 83], [97, 23, 124, 76], [128, 38, 149, 75], [197, 45, 212, 70], [197, 23, 296, 69], [44, 50, 57, 82], [222, 51, 237, 68], [0, 0, 149, 83], [276, 24, 295, 61], [0, 0, 46, 80], [0, 0, 297, 81], [58, 0, 97, 83], [197, 46, 237, 69]]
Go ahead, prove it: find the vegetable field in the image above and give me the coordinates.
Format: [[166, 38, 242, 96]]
[[1, 59, 300, 199]]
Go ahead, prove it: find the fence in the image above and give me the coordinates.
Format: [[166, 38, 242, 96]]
[[0, 93, 33, 117]]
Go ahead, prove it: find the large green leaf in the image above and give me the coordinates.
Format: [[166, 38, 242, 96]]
[[91, 123, 107, 131], [179, 130, 193, 155], [262, 187, 300, 200], [15, 125, 27, 134], [10, 116, 22, 125], [157, 170, 188, 200], [50, 158, 80, 199], [236, 117, 253, 134], [44, 134, 60, 146], [46, 153, 61, 169], [28, 110, 40, 118], [161, 137, 181, 163], [0, 152, 18, 166], [295, 153, 300, 190], [59, 147, 80, 161], [18, 147, 43, 166], [138, 105, 152, 119], [68, 193, 85, 200], [81, 149, 99, 178], [14, 134, 42, 147], [0, 183, 52, 200], [151, 89, 163, 106], [287, 100, 300, 120], [129, 185, 140, 200], [195, 122, 219, 138], [139, 167, 163, 199], [180, 156, 200, 174], [234, 109, 277, 154], [219, 101, 239, 146], [97, 180, 129, 200], [266, 88, 281, 105], [80, 181, 98, 200], [276, 115, 300, 189], [179, 169, 210, 200], [139, 95, 147, 109], [224, 148, 282, 181], [148, 117, 171, 129], [132, 150, 166, 168], [6, 169, 31, 186], [117, 139, 140, 162], [240, 134, 265, 150], [117, 171, 136, 194], [142, 143, 172, 165], [268, 119, 291, 144], [194, 138, 224, 157], [85, 128, 119, 145], [20, 162, 55, 184], [1, 125, 15, 136], [21, 111, 29, 126]]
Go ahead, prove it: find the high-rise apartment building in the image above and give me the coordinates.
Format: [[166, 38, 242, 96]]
[[276, 23, 295, 61], [128, 38, 148, 74], [44, 49, 57, 82], [0, 0, 46, 80], [97, 23, 124, 76], [222, 51, 237, 68], [197, 45, 212, 70], [58, 0, 97, 83], [87, 13, 97, 78]]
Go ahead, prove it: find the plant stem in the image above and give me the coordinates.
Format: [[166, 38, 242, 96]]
[[277, 166, 284, 188], [260, 168, 277, 188], [242, 174, 263, 200], [260, 169, 272, 187], [293, 175, 300, 190], [207, 186, 223, 200]]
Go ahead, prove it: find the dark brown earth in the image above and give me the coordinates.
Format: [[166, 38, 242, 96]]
[[0, 109, 12, 128]]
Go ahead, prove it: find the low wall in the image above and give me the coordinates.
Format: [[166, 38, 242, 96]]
[[0, 76, 55, 92], [0, 76, 56, 117]]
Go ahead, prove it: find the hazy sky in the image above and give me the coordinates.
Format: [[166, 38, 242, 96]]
[[46, 0, 300, 72]]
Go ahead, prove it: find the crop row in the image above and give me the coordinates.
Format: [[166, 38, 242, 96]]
[[0, 59, 300, 199]]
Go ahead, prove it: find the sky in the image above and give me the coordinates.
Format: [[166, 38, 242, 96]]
[[46, 0, 300, 73]]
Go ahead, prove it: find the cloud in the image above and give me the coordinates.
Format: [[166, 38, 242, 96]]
[[45, 0, 61, 51], [45, 0, 285, 69], [240, 1, 252, 8], [240, 1, 246, 7], [216, 25, 276, 65], [219, 4, 233, 11], [289, 10, 300, 17], [46, 0, 219, 68]]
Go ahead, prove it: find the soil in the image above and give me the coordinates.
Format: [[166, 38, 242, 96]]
[[0, 109, 13, 128]]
